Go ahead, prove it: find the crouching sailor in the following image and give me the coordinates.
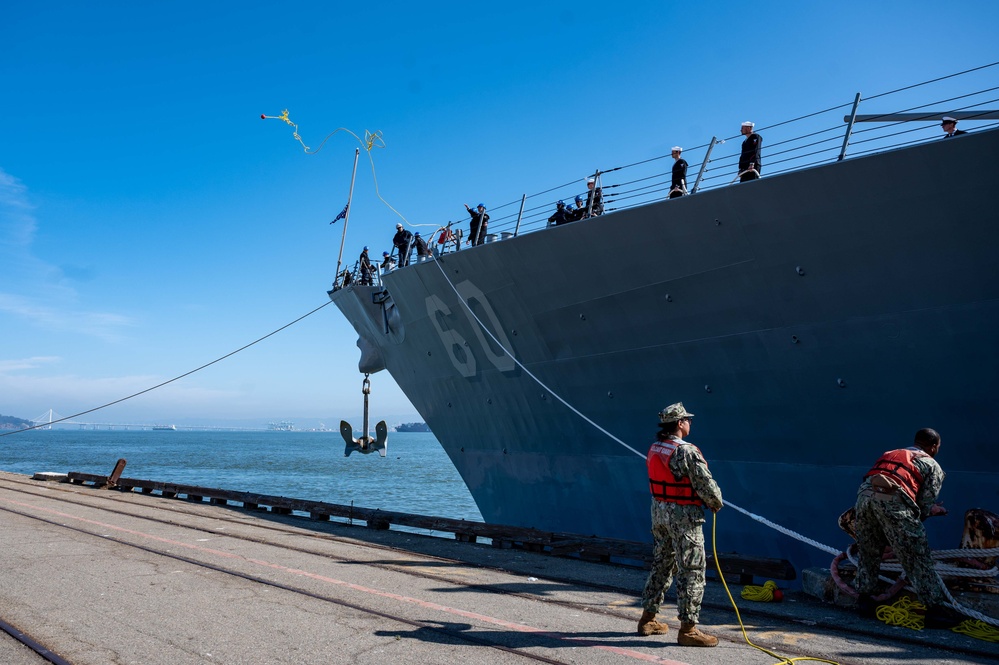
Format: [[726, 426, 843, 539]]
[[854, 428, 958, 627], [638, 402, 724, 647]]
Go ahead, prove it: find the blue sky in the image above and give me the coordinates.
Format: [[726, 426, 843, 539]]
[[2, 1, 997, 426]]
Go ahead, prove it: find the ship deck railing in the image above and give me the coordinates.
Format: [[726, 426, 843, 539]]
[[332, 63, 999, 291]]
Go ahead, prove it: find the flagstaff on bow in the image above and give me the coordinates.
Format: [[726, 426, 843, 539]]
[[334, 148, 361, 284]]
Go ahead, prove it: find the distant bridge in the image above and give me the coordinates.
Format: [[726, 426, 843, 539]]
[[29, 409, 265, 432]]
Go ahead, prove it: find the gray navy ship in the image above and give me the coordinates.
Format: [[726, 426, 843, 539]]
[[327, 75, 999, 576]]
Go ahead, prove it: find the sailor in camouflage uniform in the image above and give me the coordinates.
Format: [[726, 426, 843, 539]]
[[854, 428, 953, 624], [638, 402, 724, 647]]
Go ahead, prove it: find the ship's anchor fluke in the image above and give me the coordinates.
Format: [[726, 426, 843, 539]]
[[341, 374, 387, 457]]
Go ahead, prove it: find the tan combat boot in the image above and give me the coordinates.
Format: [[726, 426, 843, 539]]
[[637, 610, 669, 636], [677, 622, 718, 647]]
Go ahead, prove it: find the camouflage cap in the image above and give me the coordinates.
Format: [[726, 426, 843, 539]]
[[659, 402, 694, 423]]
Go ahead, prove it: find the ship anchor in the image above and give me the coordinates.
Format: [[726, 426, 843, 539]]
[[341, 374, 387, 457]]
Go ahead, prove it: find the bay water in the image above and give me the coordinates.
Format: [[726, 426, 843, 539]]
[[0, 429, 483, 522]]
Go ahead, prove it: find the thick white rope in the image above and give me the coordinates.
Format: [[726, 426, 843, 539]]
[[845, 544, 999, 626], [938, 572, 999, 627], [724, 503, 842, 556], [421, 248, 998, 624], [730, 167, 762, 183], [844, 545, 999, 577], [427, 252, 647, 459]]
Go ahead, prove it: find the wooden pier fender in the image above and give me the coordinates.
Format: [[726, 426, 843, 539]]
[[63, 469, 796, 583]]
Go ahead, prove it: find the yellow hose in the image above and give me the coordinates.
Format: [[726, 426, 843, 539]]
[[876, 596, 999, 641], [712, 512, 839, 665]]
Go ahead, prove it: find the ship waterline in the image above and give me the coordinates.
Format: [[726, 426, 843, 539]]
[[330, 127, 999, 574]]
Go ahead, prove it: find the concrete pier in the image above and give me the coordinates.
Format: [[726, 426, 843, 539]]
[[1, 471, 996, 665]]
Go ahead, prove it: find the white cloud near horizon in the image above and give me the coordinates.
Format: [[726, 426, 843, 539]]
[[0, 167, 135, 341], [0, 368, 250, 421], [0, 168, 35, 247], [0, 356, 62, 372]]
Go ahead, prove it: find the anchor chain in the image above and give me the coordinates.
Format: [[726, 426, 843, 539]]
[[362, 373, 371, 442]]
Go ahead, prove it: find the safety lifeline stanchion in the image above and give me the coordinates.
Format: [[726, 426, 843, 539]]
[[711, 512, 839, 665]]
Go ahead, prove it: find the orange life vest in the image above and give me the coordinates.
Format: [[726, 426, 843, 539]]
[[647, 439, 704, 506], [863, 447, 927, 502]]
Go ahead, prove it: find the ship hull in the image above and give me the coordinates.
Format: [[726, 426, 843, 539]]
[[331, 130, 999, 574]]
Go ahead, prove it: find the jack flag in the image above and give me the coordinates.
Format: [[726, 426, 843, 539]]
[[330, 202, 349, 225]]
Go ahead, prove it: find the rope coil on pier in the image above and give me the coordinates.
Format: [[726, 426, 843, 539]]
[[823, 542, 999, 634]]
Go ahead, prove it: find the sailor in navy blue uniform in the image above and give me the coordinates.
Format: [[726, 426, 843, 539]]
[[359, 246, 373, 285], [669, 147, 688, 198], [548, 200, 573, 226], [380, 250, 395, 271], [941, 116, 967, 138], [413, 232, 431, 260], [738, 121, 762, 182], [392, 223, 414, 266], [464, 203, 489, 246]]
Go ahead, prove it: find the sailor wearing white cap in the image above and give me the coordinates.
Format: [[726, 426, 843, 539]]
[[941, 116, 966, 138], [669, 147, 688, 199], [392, 222, 414, 266], [585, 177, 604, 217], [738, 121, 762, 182]]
